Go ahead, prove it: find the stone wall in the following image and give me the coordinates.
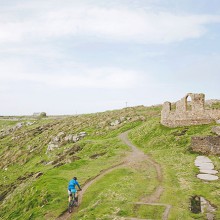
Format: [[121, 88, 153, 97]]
[[161, 93, 220, 127], [191, 136, 220, 155]]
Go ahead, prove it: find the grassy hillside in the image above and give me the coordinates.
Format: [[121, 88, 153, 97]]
[[129, 118, 220, 219], [1, 104, 220, 220], [0, 106, 160, 220]]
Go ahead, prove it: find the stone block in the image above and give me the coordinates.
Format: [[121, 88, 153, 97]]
[[191, 136, 220, 155]]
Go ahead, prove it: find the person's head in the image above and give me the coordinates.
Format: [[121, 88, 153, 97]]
[[73, 177, 77, 180]]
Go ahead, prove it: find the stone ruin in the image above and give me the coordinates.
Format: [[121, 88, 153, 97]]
[[191, 136, 220, 155], [161, 93, 220, 127]]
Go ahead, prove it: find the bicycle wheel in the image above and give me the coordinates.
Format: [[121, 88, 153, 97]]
[[68, 200, 73, 213], [74, 197, 78, 207]]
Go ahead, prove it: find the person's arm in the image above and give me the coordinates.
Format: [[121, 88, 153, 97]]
[[75, 180, 81, 190], [68, 182, 71, 191]]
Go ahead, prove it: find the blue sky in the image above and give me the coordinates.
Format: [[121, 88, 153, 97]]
[[0, 0, 220, 115]]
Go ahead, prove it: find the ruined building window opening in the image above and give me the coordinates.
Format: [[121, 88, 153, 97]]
[[171, 103, 176, 112], [186, 95, 192, 111]]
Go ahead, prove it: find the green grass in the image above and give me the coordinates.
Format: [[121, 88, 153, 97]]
[[1, 106, 160, 219], [118, 204, 165, 219], [129, 117, 220, 219], [0, 138, 130, 220], [73, 164, 159, 220], [0, 120, 19, 128], [1, 105, 219, 219]]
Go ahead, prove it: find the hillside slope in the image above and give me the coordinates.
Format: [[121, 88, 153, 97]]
[[1, 104, 220, 219], [0, 106, 160, 219]]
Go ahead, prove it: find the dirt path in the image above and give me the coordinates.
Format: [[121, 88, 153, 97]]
[[119, 132, 171, 220], [57, 131, 171, 220]]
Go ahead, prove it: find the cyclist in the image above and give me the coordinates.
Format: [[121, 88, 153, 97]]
[[68, 177, 81, 203]]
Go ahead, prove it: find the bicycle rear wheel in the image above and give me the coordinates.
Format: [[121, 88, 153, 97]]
[[74, 197, 78, 207], [68, 201, 73, 213]]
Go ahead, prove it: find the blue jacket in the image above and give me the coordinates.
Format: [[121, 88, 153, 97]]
[[68, 179, 80, 190]]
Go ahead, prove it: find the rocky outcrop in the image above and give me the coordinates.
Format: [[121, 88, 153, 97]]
[[46, 131, 87, 153], [110, 120, 120, 126], [109, 116, 140, 127], [0, 121, 35, 138], [47, 143, 59, 151]]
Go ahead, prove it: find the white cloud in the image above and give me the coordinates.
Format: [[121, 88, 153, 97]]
[[0, 60, 140, 89], [41, 68, 139, 89], [0, 3, 220, 44]]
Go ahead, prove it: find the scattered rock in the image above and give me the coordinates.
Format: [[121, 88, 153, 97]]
[[27, 145, 38, 153], [110, 120, 120, 126], [53, 162, 65, 168], [90, 152, 106, 159], [64, 134, 73, 142], [216, 119, 220, 124], [26, 121, 35, 126], [57, 131, 65, 138], [45, 161, 53, 166], [51, 136, 60, 143], [34, 172, 43, 179], [46, 131, 87, 153], [72, 135, 79, 143], [15, 123, 23, 129], [64, 132, 87, 143], [17, 172, 35, 181], [109, 116, 142, 127], [78, 131, 87, 138], [211, 126, 220, 135], [139, 116, 146, 121], [120, 117, 125, 122], [47, 143, 59, 152], [11, 136, 20, 140], [0, 121, 32, 138]]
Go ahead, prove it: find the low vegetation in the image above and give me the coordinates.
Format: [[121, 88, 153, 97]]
[[129, 118, 220, 219], [0, 104, 220, 219]]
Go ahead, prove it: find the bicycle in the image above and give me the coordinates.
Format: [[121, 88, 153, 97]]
[[68, 193, 78, 213]]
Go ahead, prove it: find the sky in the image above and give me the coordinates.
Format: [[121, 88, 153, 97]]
[[0, 0, 220, 115]]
